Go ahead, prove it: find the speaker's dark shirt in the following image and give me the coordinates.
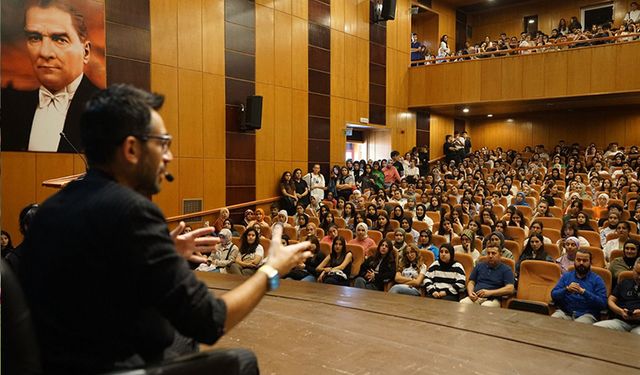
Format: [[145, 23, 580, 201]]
[[20, 169, 226, 374]]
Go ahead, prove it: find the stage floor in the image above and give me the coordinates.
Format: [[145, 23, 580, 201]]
[[197, 273, 639, 375]]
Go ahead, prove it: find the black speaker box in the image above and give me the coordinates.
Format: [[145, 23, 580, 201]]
[[381, 0, 396, 21], [242, 95, 263, 131]]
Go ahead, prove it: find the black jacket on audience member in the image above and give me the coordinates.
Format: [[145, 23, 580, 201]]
[[358, 255, 396, 291], [19, 169, 227, 374]]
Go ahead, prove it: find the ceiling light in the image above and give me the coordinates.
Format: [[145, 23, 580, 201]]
[[462, 108, 470, 113], [528, 19, 536, 24], [507, 118, 514, 123], [487, 114, 493, 118]]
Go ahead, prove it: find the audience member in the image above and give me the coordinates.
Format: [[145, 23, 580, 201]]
[[460, 246, 515, 307], [424, 243, 466, 301], [594, 258, 640, 333], [354, 239, 396, 291]]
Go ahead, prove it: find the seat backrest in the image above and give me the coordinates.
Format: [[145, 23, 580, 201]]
[[505, 226, 525, 247], [367, 230, 383, 245], [231, 237, 241, 248], [548, 206, 563, 218], [481, 225, 492, 237], [504, 240, 522, 261], [337, 228, 353, 242], [319, 241, 332, 256], [233, 224, 246, 236], [617, 270, 634, 285], [609, 249, 623, 262], [321, 200, 334, 209], [455, 253, 475, 282], [413, 221, 429, 232], [477, 256, 515, 274], [516, 260, 562, 303], [308, 217, 320, 226], [389, 219, 400, 229], [346, 244, 365, 277], [518, 206, 533, 220], [580, 231, 602, 248], [581, 246, 606, 268], [260, 237, 271, 257], [426, 211, 441, 223], [431, 234, 448, 247], [545, 243, 561, 260], [334, 217, 347, 229], [419, 249, 435, 267], [542, 228, 561, 244], [283, 226, 298, 241], [536, 217, 562, 231]]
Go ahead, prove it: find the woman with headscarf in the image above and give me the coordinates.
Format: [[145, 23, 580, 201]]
[[204, 228, 239, 273], [608, 239, 639, 283], [243, 209, 254, 227], [271, 210, 293, 232], [414, 203, 434, 231], [392, 228, 408, 258], [348, 222, 377, 258], [454, 229, 480, 263], [366, 203, 379, 225], [424, 243, 466, 301], [593, 192, 610, 220], [1, 230, 14, 259], [213, 208, 230, 232], [247, 208, 270, 231], [557, 236, 580, 274]]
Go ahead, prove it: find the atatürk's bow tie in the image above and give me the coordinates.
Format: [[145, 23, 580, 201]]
[[39, 88, 69, 110]]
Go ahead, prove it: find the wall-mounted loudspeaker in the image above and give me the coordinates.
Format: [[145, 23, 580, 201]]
[[241, 95, 263, 131], [380, 0, 396, 21]]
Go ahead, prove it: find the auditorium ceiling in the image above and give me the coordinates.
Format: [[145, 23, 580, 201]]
[[425, 93, 640, 119]]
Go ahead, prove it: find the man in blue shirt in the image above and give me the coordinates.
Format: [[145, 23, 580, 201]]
[[460, 246, 515, 308], [551, 249, 607, 323], [410, 33, 425, 66], [594, 258, 640, 333]]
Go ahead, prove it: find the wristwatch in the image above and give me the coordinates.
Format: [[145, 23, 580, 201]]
[[258, 264, 280, 291]]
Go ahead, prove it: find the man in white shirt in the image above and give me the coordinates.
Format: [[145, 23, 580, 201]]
[[2, 0, 100, 152], [625, 2, 640, 24], [303, 163, 326, 202]]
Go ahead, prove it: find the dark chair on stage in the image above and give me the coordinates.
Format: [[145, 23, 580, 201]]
[[1, 260, 258, 375]]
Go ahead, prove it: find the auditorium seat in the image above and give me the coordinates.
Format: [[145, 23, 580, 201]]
[[580, 231, 602, 248], [581, 247, 606, 268], [233, 225, 246, 236], [260, 238, 271, 257], [283, 226, 297, 241], [548, 206, 563, 218], [504, 240, 522, 261], [542, 228, 561, 244], [545, 243, 561, 260], [232, 237, 241, 248], [492, 205, 505, 218], [536, 217, 562, 231], [319, 242, 331, 256], [321, 200, 334, 209], [517, 206, 533, 220], [505, 226, 525, 247], [367, 230, 383, 245], [617, 270, 633, 285], [455, 253, 475, 282], [609, 249, 623, 262], [426, 211, 441, 223], [338, 228, 353, 242], [260, 226, 271, 239], [413, 221, 429, 232], [419, 249, 435, 267], [334, 217, 347, 229], [450, 237, 482, 251], [507, 260, 562, 315], [481, 224, 492, 237], [308, 217, 320, 226], [389, 220, 400, 229], [431, 234, 448, 247], [347, 244, 365, 280]]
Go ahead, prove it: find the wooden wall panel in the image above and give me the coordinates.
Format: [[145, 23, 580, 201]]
[[203, 158, 226, 208], [1, 153, 36, 241], [178, 70, 204, 158], [501, 57, 523, 99], [151, 0, 177, 65], [151, 64, 180, 156], [256, 5, 275, 85], [291, 89, 309, 163], [480, 59, 502, 101], [566, 48, 591, 95], [255, 83, 275, 161], [591, 45, 617, 94], [274, 87, 293, 161], [274, 11, 293, 87], [291, 17, 309, 91], [154, 159, 181, 217], [177, 0, 203, 70], [431, 0, 456, 49], [202, 73, 226, 159], [330, 96, 346, 165], [470, 108, 640, 151], [331, 31, 346, 98], [203, 0, 225, 75], [543, 51, 567, 97], [616, 43, 640, 92], [331, 0, 345, 31], [179, 158, 204, 202], [429, 113, 454, 160]]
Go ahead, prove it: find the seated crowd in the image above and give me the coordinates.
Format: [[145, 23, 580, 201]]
[[412, 2, 640, 64], [4, 141, 640, 334]]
